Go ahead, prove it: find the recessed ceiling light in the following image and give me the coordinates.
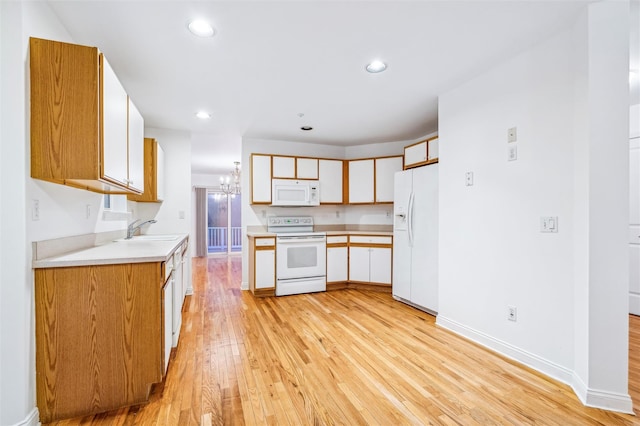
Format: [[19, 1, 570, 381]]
[[300, 126, 313, 131], [196, 111, 211, 119], [366, 60, 387, 73], [188, 19, 215, 37]]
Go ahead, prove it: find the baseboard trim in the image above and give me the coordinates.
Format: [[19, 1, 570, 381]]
[[436, 316, 635, 414], [436, 316, 574, 385], [572, 373, 634, 414], [9, 408, 39, 426]]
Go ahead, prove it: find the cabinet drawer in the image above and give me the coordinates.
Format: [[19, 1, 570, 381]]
[[349, 235, 392, 245], [327, 235, 348, 244], [255, 237, 275, 247]]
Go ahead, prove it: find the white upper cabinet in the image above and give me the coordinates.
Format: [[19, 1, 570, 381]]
[[404, 136, 438, 169], [272, 156, 295, 178], [296, 158, 319, 179], [428, 137, 439, 161], [404, 140, 427, 169], [101, 56, 129, 187], [251, 154, 272, 203], [318, 159, 343, 204], [348, 159, 374, 203], [127, 98, 144, 193], [375, 156, 403, 203]]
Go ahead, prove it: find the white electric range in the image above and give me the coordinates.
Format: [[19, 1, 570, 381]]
[[267, 216, 326, 296]]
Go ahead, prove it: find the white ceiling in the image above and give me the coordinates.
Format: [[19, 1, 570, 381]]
[[45, 1, 636, 175]]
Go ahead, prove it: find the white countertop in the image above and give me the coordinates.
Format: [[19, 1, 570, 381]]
[[246, 230, 393, 238], [33, 234, 189, 268]]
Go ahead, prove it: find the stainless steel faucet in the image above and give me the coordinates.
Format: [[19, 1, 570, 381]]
[[126, 219, 157, 239]]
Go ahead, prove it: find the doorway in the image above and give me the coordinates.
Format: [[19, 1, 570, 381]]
[[207, 191, 242, 254]]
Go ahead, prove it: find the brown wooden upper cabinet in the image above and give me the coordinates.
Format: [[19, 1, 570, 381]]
[[30, 37, 144, 194], [128, 138, 165, 202], [403, 136, 439, 170]]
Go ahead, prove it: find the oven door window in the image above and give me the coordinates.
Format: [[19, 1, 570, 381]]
[[287, 246, 318, 269]]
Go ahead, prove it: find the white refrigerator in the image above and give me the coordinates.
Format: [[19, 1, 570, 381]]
[[392, 164, 439, 314]]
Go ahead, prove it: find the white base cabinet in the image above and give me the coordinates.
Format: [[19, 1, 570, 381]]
[[348, 235, 392, 285], [249, 237, 276, 296], [327, 246, 348, 283], [163, 275, 173, 375]]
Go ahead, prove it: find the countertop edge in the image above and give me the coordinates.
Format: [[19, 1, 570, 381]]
[[33, 234, 189, 269]]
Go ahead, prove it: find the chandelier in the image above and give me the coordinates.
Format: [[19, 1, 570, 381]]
[[220, 161, 241, 195]]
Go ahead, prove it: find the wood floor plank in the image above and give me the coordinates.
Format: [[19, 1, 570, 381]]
[[44, 256, 640, 425]]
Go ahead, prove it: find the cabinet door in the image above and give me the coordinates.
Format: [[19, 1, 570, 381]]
[[163, 277, 173, 375], [127, 98, 144, 193], [272, 156, 295, 178], [319, 159, 343, 204], [156, 142, 165, 201], [296, 158, 319, 179], [349, 247, 370, 282], [428, 137, 439, 161], [251, 154, 272, 203], [101, 55, 129, 187], [172, 260, 183, 347], [348, 159, 374, 203], [369, 247, 392, 284], [404, 141, 427, 169], [255, 249, 275, 289], [327, 246, 348, 282], [375, 156, 403, 203]]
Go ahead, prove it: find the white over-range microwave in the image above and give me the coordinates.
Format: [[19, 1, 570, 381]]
[[271, 179, 320, 206]]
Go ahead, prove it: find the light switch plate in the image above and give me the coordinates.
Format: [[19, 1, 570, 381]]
[[541, 216, 558, 233]]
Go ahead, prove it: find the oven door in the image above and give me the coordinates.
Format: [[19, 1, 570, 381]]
[[276, 235, 326, 280]]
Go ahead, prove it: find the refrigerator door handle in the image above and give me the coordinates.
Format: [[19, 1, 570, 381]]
[[408, 191, 415, 247]]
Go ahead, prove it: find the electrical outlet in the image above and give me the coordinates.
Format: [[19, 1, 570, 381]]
[[336, 211, 340, 218], [508, 127, 517, 143], [508, 306, 517, 322], [178, 210, 185, 219], [261, 210, 267, 218], [86, 204, 91, 219], [465, 171, 474, 186], [32, 199, 40, 221], [508, 145, 518, 161]]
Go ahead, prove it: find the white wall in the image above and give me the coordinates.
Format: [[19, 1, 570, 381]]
[[437, 1, 631, 413], [0, 4, 194, 424], [138, 128, 192, 291], [1, 2, 81, 424], [0, 3, 27, 425]]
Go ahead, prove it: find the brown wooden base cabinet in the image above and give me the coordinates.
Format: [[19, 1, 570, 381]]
[[34, 262, 167, 423]]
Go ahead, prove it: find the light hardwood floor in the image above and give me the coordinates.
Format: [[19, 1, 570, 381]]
[[50, 256, 640, 425]]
